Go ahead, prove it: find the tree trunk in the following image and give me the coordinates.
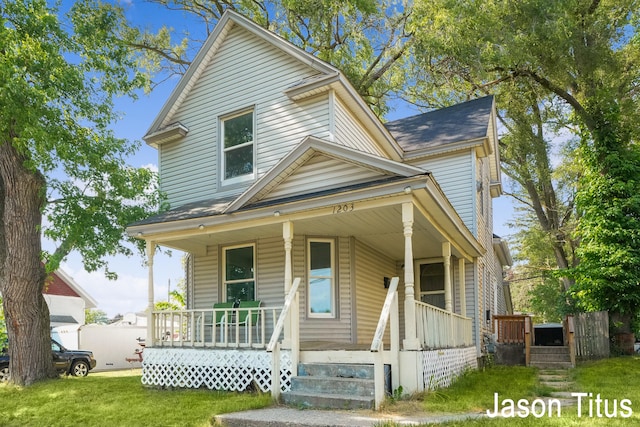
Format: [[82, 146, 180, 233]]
[[0, 140, 57, 385]]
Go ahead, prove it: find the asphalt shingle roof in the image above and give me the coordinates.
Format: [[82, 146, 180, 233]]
[[385, 96, 494, 152]]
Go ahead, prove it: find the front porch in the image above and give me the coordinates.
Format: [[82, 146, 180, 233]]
[[143, 277, 476, 408], [133, 175, 485, 408]]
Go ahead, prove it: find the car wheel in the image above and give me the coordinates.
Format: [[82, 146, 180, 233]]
[[71, 360, 89, 377], [0, 366, 9, 382]]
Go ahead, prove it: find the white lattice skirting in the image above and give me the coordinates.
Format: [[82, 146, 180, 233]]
[[421, 346, 477, 390], [141, 348, 292, 392]]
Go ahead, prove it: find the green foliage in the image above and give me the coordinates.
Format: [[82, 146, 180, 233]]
[[125, 0, 412, 116], [1, 0, 165, 276], [569, 104, 640, 319], [0, 0, 166, 385], [408, 0, 640, 322], [84, 309, 109, 325]]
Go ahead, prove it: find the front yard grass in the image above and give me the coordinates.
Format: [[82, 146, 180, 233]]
[[0, 369, 272, 427], [381, 356, 640, 426]]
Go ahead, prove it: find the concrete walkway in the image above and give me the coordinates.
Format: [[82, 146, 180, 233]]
[[215, 368, 578, 426], [215, 407, 486, 426], [538, 367, 578, 407]]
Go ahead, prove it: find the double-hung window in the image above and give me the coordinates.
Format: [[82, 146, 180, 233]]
[[418, 261, 446, 309], [307, 239, 335, 318], [221, 109, 255, 185], [223, 244, 255, 302]]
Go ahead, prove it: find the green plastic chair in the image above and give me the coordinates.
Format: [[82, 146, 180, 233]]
[[237, 300, 261, 343], [213, 301, 235, 341]]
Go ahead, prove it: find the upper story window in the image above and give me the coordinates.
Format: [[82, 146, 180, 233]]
[[307, 238, 335, 318], [221, 109, 255, 185]]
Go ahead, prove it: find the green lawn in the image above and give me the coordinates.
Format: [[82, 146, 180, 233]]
[[381, 356, 640, 426], [3, 358, 639, 427], [0, 370, 272, 427]]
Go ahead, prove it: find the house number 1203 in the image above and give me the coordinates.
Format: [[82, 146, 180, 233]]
[[332, 203, 354, 214]]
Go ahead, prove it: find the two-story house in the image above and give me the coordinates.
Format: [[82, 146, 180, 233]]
[[128, 10, 512, 409]]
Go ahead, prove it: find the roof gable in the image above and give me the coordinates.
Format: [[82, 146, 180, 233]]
[[145, 10, 338, 141], [143, 10, 403, 159], [225, 136, 424, 212], [44, 269, 98, 308]]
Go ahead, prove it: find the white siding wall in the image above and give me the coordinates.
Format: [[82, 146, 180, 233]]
[[159, 24, 331, 208], [264, 154, 382, 201], [190, 234, 354, 343], [476, 155, 497, 341], [354, 240, 396, 344], [408, 152, 475, 234], [334, 96, 387, 156], [192, 252, 218, 309]]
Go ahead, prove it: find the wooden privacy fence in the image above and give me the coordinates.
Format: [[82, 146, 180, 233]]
[[571, 311, 609, 360]]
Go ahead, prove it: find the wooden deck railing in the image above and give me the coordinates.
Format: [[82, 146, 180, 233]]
[[151, 306, 280, 349], [493, 315, 531, 344], [415, 301, 472, 349]]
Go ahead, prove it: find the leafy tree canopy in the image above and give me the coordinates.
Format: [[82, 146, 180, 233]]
[[123, 0, 412, 116], [0, 0, 163, 385]]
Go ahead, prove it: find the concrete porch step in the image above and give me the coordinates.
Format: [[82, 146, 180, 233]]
[[291, 376, 374, 396], [281, 362, 384, 410], [298, 363, 375, 379], [530, 346, 570, 354], [281, 390, 374, 410], [530, 346, 572, 369]]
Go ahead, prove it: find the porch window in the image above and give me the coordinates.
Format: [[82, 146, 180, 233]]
[[223, 244, 255, 302], [307, 239, 335, 318], [221, 109, 255, 185], [419, 262, 445, 309]]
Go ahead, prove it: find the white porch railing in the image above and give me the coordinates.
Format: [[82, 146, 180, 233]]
[[370, 277, 400, 410], [415, 301, 472, 349], [151, 306, 280, 349], [267, 277, 301, 400]]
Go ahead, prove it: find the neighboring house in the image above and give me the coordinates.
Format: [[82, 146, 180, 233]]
[[44, 268, 97, 328], [128, 10, 512, 408]]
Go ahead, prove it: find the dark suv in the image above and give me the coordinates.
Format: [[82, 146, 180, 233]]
[[0, 339, 96, 381]]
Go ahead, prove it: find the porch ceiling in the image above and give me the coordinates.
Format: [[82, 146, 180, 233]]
[[156, 202, 465, 261]]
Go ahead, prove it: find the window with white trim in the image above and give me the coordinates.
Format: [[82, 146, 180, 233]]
[[307, 239, 335, 318], [223, 244, 255, 302], [418, 261, 445, 309], [221, 109, 255, 184]]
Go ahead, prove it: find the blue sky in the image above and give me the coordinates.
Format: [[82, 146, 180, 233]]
[[57, 1, 516, 317]]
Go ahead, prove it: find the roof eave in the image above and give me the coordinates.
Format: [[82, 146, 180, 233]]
[[143, 123, 189, 148]]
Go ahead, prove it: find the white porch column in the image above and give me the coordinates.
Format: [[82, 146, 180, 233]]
[[443, 242, 452, 312], [459, 258, 466, 317], [282, 221, 293, 349], [146, 241, 156, 346], [402, 202, 420, 350]]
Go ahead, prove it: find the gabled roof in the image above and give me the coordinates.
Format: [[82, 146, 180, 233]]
[[45, 269, 98, 309], [225, 136, 424, 212], [385, 96, 495, 153], [129, 137, 424, 230], [143, 10, 403, 159]]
